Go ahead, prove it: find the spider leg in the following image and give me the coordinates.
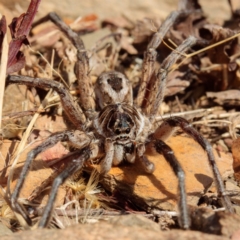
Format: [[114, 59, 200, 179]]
[[38, 147, 92, 228], [154, 139, 189, 229], [10, 130, 92, 225], [100, 140, 134, 174], [153, 116, 234, 213], [28, 163, 64, 202], [136, 11, 181, 108], [100, 138, 114, 174], [32, 12, 96, 118], [125, 143, 136, 163], [7, 75, 86, 129], [113, 144, 124, 166], [144, 36, 197, 118], [137, 143, 155, 173]]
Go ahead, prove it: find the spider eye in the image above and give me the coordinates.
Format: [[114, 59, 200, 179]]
[[126, 128, 130, 134], [115, 129, 121, 135]]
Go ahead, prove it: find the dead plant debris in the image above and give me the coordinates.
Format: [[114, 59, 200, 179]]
[[0, 0, 240, 238]]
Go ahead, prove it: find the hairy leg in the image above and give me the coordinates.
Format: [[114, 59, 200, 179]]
[[154, 139, 190, 229], [32, 12, 96, 118], [10, 130, 91, 225], [136, 11, 181, 108], [137, 143, 155, 173], [38, 148, 91, 228], [7, 75, 86, 129], [145, 36, 197, 118], [153, 116, 234, 213]]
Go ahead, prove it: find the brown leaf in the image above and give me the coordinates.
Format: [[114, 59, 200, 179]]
[[31, 13, 98, 47], [171, 11, 206, 42], [165, 71, 190, 96], [232, 137, 240, 181], [199, 24, 239, 64], [30, 23, 61, 47], [120, 35, 138, 55], [80, 13, 98, 23], [0, 15, 6, 55], [102, 16, 133, 29], [206, 90, 240, 100], [27, 130, 69, 163], [132, 18, 161, 46]]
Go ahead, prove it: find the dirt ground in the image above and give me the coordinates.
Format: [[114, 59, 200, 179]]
[[0, 0, 239, 22], [1, 0, 240, 239]]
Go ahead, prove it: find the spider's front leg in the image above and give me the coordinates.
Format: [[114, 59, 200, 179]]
[[32, 12, 96, 118], [99, 138, 115, 174], [7, 75, 86, 129], [9, 130, 93, 226], [99, 138, 136, 174], [136, 11, 181, 108]]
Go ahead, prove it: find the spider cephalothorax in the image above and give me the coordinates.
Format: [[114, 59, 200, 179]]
[[95, 71, 133, 108], [7, 8, 234, 230], [95, 103, 144, 140]]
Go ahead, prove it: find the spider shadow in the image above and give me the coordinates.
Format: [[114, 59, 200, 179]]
[[194, 173, 213, 192], [114, 157, 177, 207], [0, 139, 53, 186], [5, 159, 49, 184], [112, 158, 215, 210]]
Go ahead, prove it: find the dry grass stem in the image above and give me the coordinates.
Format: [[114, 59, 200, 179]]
[[0, 30, 9, 130]]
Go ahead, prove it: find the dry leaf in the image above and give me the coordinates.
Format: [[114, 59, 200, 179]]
[[206, 90, 240, 100], [232, 137, 240, 181]]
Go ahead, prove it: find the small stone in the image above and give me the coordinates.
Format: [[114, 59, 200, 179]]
[[190, 207, 240, 237], [110, 214, 160, 231], [0, 222, 12, 236]]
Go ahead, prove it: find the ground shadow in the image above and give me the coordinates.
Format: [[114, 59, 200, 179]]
[[194, 173, 213, 192]]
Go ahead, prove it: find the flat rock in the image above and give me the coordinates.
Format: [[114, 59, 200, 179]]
[[101, 136, 233, 211], [0, 222, 12, 236], [190, 207, 240, 237], [1, 0, 239, 24], [0, 140, 66, 206], [0, 214, 229, 240]]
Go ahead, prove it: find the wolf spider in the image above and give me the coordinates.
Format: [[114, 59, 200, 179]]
[[7, 10, 234, 229]]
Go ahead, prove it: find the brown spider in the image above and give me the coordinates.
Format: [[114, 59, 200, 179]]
[[7, 10, 234, 230]]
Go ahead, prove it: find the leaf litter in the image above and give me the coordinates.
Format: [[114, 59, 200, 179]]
[[0, 0, 240, 236]]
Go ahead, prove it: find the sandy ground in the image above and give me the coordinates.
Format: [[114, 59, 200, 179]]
[[0, 0, 239, 23]]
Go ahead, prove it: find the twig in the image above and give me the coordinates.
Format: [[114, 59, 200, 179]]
[[2, 109, 43, 120], [0, 16, 9, 130], [36, 207, 151, 218], [7, 0, 41, 73]]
